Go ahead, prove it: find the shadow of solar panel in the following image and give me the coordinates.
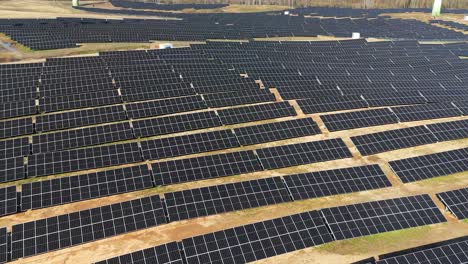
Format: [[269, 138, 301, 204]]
[[36, 105, 127, 132], [0, 157, 25, 183], [165, 177, 291, 221], [321, 194, 446, 240], [182, 210, 333, 264], [27, 142, 142, 177], [389, 147, 468, 183], [32, 122, 134, 153], [0, 228, 6, 264], [21, 165, 153, 210], [217, 102, 296, 125], [350, 126, 438, 156], [94, 242, 183, 264], [376, 236, 468, 264], [0, 137, 29, 159], [11, 195, 167, 259], [39, 90, 121, 113], [284, 164, 391, 200], [297, 95, 368, 114], [0, 117, 34, 139], [363, 91, 427, 107], [203, 90, 276, 108], [256, 138, 352, 170], [391, 103, 463, 122], [0, 186, 18, 216], [437, 187, 468, 220], [321, 108, 399, 132], [141, 130, 239, 160], [152, 150, 262, 185], [126, 95, 207, 119], [0, 99, 37, 120], [426, 119, 468, 142], [132, 111, 221, 138], [234, 118, 321, 146], [453, 101, 468, 115]]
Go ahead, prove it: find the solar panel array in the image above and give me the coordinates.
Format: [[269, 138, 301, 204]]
[[437, 187, 468, 220]]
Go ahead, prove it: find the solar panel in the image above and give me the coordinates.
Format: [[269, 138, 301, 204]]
[[376, 236, 468, 264], [389, 147, 468, 183], [0, 185, 18, 216], [132, 111, 221, 138], [437, 187, 468, 220], [0, 157, 25, 183], [94, 242, 183, 264], [165, 177, 291, 221], [203, 90, 276, 108], [321, 194, 446, 240], [426, 119, 468, 142], [141, 129, 239, 160], [217, 102, 296, 125], [350, 126, 438, 156], [234, 118, 321, 146], [126, 95, 207, 119], [391, 103, 463, 122], [321, 108, 399, 132], [11, 195, 167, 259], [121, 83, 195, 102], [0, 117, 34, 139], [256, 138, 352, 170], [297, 95, 368, 114], [39, 90, 121, 113], [152, 150, 263, 186], [284, 164, 391, 200], [21, 165, 153, 210], [182, 210, 333, 264], [27, 142, 142, 177], [0, 228, 7, 264], [36, 105, 127, 132], [0, 99, 37, 120], [453, 101, 468, 115], [0, 137, 30, 159], [363, 91, 427, 107], [32, 122, 134, 153]]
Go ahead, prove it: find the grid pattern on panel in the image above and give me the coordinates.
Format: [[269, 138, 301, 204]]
[[27, 142, 142, 177], [165, 177, 291, 221], [152, 151, 263, 186], [0, 137, 30, 159], [94, 242, 183, 264], [389, 147, 468, 183], [0, 157, 25, 183], [256, 138, 352, 170], [0, 99, 37, 120], [321, 195, 446, 240], [376, 237, 468, 264], [437, 187, 468, 220], [203, 90, 276, 108], [126, 96, 207, 119], [11, 195, 167, 259], [297, 95, 368, 114], [391, 103, 463, 122], [121, 86, 195, 103], [21, 165, 153, 210], [284, 165, 392, 200], [453, 101, 468, 115], [234, 118, 321, 146], [426, 119, 468, 142], [39, 90, 121, 113], [36, 106, 127, 132], [363, 92, 427, 107], [32, 122, 134, 153], [0, 118, 34, 139], [0, 186, 18, 216], [140, 130, 239, 160], [182, 211, 334, 264], [0, 228, 6, 264], [217, 102, 296, 125], [350, 126, 438, 156], [132, 111, 221, 138], [321, 108, 399, 132]]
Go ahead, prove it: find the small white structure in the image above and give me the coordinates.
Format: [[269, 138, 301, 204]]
[[464, 15, 468, 21], [352, 32, 361, 39], [284, 11, 290, 15], [72, 0, 80, 7], [159, 43, 173, 49]]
